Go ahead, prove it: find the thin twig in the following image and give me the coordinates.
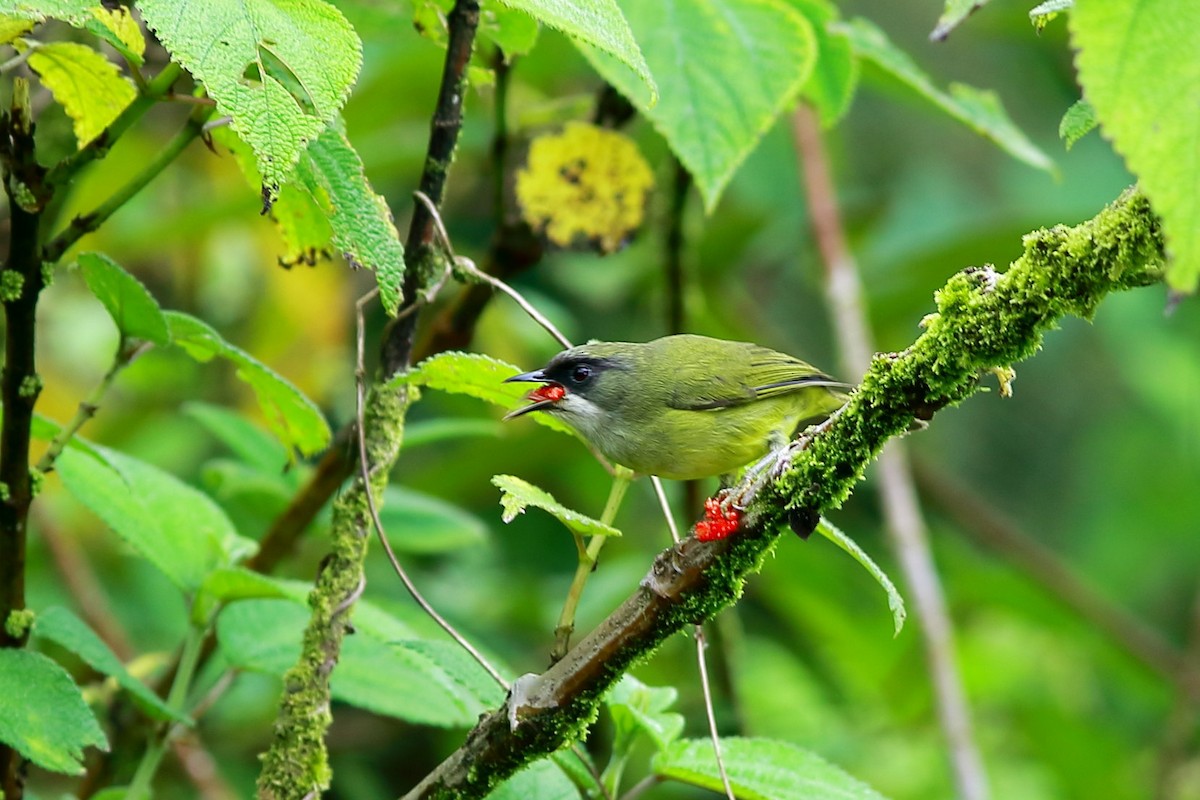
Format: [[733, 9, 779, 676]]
[[694, 626, 736, 800], [354, 289, 507, 689], [791, 103, 989, 800], [43, 110, 206, 264], [412, 190, 571, 348], [617, 774, 662, 800]]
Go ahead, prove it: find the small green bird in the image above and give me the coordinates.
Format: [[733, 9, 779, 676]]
[[504, 334, 850, 481]]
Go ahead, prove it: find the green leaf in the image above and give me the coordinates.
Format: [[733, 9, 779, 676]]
[[166, 311, 332, 457], [930, 0, 991, 41], [192, 566, 291, 625], [25, 41, 136, 148], [1029, 0, 1071, 32], [605, 675, 685, 752], [217, 599, 504, 726], [292, 124, 405, 315], [76, 252, 170, 346], [183, 401, 290, 472], [404, 418, 502, 449], [491, 474, 620, 538], [208, 124, 336, 268], [379, 485, 489, 554], [2, 2, 145, 63], [1058, 99, 1096, 150], [582, 0, 816, 211], [1072, 0, 1200, 291], [485, 758, 580, 800], [481, 2, 539, 59], [402, 351, 577, 437], [653, 737, 888, 800], [56, 446, 255, 591], [138, 0, 362, 191], [815, 518, 905, 636], [786, 0, 858, 128], [500, 0, 655, 102], [835, 16, 1055, 174], [31, 607, 184, 723], [0, 16, 34, 43], [0, 649, 108, 775]]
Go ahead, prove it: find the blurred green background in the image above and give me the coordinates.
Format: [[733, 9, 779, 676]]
[[21, 1, 1199, 798]]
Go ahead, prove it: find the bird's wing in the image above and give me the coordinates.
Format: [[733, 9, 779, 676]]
[[667, 344, 850, 411]]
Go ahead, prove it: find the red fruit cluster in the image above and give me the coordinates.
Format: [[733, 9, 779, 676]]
[[694, 498, 741, 542], [530, 383, 565, 402]]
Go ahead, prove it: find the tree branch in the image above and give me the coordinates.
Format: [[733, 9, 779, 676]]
[[255, 2, 481, 797], [401, 188, 1165, 799], [0, 77, 47, 800]]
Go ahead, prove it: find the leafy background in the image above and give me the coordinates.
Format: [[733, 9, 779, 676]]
[[6, 0, 1198, 798]]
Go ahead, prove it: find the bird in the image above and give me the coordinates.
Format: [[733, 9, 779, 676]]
[[503, 334, 850, 481]]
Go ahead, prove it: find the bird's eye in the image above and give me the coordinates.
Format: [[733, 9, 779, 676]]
[[570, 364, 592, 384]]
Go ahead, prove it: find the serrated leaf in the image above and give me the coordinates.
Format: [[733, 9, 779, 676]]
[[500, 0, 654, 102], [139, 0, 362, 191], [785, 0, 858, 128], [654, 737, 888, 800], [87, 5, 145, 64], [32, 607, 184, 723], [402, 351, 577, 437], [76, 252, 170, 346], [815, 518, 905, 636], [836, 16, 1055, 175], [930, 0, 990, 41], [166, 311, 332, 457], [0, 16, 34, 43], [379, 485, 489, 554], [208, 125, 336, 267], [26, 41, 136, 148], [606, 675, 685, 752], [0, 649, 108, 775], [184, 401, 289, 472], [1072, 0, 1200, 291], [217, 598, 503, 726], [582, 0, 816, 211], [1, 2, 143, 61], [491, 474, 620, 538], [56, 446, 255, 591], [1029, 0, 1071, 32], [293, 124, 404, 314], [1058, 98, 1096, 150]]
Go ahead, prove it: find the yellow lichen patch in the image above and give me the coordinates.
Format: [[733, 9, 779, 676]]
[[516, 122, 654, 253]]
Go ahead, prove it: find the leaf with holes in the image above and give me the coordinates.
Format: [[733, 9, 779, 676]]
[[139, 0, 361, 192]]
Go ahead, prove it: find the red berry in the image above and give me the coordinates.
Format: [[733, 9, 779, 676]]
[[529, 383, 565, 402], [694, 498, 741, 542]]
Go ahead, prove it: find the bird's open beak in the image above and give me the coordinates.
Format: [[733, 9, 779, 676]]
[[503, 369, 565, 420]]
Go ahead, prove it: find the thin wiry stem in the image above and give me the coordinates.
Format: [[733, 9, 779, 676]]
[[354, 288, 507, 690]]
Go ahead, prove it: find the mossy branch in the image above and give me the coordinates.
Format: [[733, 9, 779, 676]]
[[401, 187, 1166, 799]]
